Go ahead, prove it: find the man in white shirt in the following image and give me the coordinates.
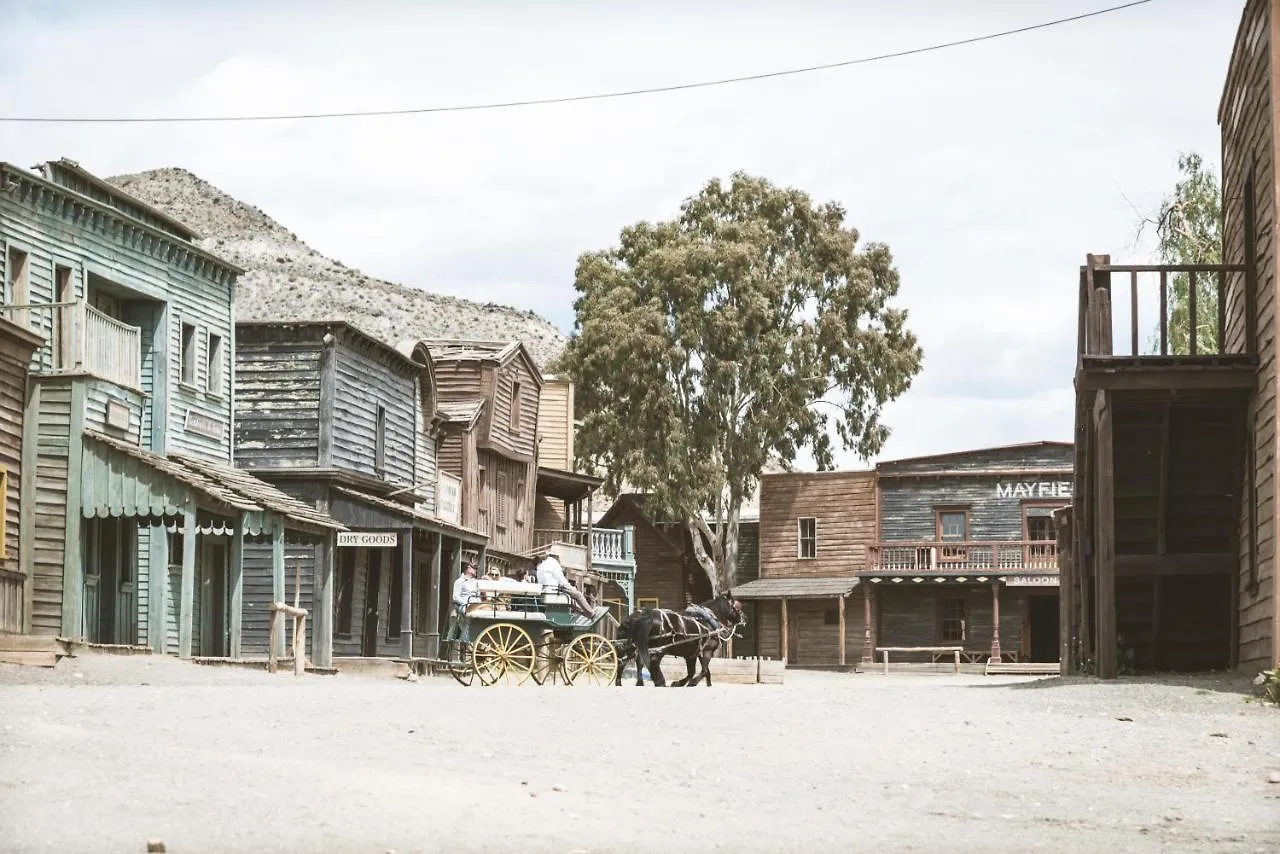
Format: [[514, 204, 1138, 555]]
[[536, 548, 594, 618], [445, 559, 480, 644]]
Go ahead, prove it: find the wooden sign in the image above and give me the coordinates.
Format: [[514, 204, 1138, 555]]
[[995, 480, 1072, 499], [1005, 574, 1059, 587], [105, 400, 131, 431], [337, 531, 399, 548], [184, 409, 226, 440]]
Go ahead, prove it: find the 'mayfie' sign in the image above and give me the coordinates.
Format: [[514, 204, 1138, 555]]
[[337, 532, 399, 548], [996, 481, 1072, 499]]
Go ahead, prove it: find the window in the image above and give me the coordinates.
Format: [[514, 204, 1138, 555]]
[[1024, 504, 1059, 569], [0, 466, 7, 555], [387, 544, 403, 640], [206, 333, 223, 394], [374, 404, 387, 476], [478, 468, 488, 520], [515, 478, 526, 524], [335, 550, 355, 637], [5, 248, 29, 327], [495, 472, 509, 526], [938, 596, 966, 643], [797, 517, 816, 559], [824, 608, 839, 626], [510, 381, 522, 432], [180, 322, 197, 386], [935, 509, 968, 564], [638, 597, 661, 610]]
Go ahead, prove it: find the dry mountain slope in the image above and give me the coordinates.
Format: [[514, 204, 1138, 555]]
[[106, 168, 568, 368]]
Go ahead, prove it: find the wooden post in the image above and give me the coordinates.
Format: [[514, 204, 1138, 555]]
[[953, 649, 960, 674], [837, 593, 846, 667], [268, 611, 278, 673], [1094, 390, 1118, 679], [148, 519, 169, 654], [425, 534, 443, 659], [865, 583, 875, 665], [400, 529, 413, 660], [882, 649, 889, 675], [1157, 398, 1171, 555], [315, 532, 334, 668], [989, 580, 1002, 664], [228, 511, 245, 658], [178, 506, 197, 658], [779, 598, 789, 664], [271, 518, 285, 660], [295, 614, 306, 677]]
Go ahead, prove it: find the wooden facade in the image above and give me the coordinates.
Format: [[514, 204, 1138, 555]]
[[0, 159, 343, 660], [869, 442, 1073, 667], [0, 319, 42, 632], [235, 322, 487, 662]]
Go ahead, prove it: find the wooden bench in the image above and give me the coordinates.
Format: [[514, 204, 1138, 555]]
[[984, 660, 1060, 676], [876, 646, 964, 674]]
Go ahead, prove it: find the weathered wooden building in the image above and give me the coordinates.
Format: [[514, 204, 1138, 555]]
[[1065, 0, 1278, 678], [235, 322, 488, 663], [0, 318, 42, 633], [869, 442, 1072, 667], [733, 470, 874, 668], [0, 159, 344, 660]]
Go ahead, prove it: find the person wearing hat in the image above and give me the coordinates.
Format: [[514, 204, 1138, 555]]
[[536, 546, 595, 619], [445, 558, 481, 643]]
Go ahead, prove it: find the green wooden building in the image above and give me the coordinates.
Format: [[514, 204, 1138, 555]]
[[0, 158, 344, 662]]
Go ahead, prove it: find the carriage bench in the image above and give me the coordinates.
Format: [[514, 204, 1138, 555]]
[[875, 646, 964, 675]]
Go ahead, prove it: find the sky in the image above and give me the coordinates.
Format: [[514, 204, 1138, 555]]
[[0, 0, 1244, 469]]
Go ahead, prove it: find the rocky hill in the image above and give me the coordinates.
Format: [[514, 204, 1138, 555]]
[[105, 168, 569, 368]]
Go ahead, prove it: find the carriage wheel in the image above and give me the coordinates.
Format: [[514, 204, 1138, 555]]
[[472, 623, 536, 686], [531, 635, 565, 686], [562, 633, 619, 686], [445, 641, 475, 686]]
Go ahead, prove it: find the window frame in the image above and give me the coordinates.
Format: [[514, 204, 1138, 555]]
[[937, 594, 966, 644], [797, 517, 817, 560], [179, 320, 197, 387], [335, 550, 355, 638], [374, 403, 387, 477], [510, 380, 522, 433], [205, 332, 224, 395]]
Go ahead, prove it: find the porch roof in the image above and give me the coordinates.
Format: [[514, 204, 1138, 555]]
[[82, 430, 346, 535], [331, 486, 488, 544], [536, 466, 603, 502], [731, 576, 859, 599]]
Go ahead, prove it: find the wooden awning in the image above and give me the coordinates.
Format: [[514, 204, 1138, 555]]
[[331, 486, 488, 545], [536, 466, 603, 502], [731, 577, 859, 599]]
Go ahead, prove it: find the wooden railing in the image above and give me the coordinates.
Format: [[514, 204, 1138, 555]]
[[0, 299, 141, 388], [530, 527, 636, 564], [869, 540, 1059, 572], [1077, 254, 1251, 360], [268, 601, 308, 676], [0, 569, 23, 633]]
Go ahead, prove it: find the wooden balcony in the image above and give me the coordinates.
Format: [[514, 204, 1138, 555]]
[[869, 540, 1059, 573], [530, 527, 635, 566], [0, 300, 142, 389]]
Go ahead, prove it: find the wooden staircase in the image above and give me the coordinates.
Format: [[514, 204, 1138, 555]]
[[0, 634, 73, 668]]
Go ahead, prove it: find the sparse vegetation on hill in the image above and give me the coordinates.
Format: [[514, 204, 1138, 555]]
[[106, 167, 567, 368]]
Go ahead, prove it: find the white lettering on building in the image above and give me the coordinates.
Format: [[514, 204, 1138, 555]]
[[995, 480, 1072, 499]]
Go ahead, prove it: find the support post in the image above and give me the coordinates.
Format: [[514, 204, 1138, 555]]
[[862, 583, 874, 665], [178, 506, 197, 658], [989, 580, 1002, 664], [1157, 398, 1171, 556], [228, 510, 245, 658], [315, 532, 334, 668], [425, 534, 443, 659], [271, 518, 285, 660], [838, 593, 846, 667], [149, 521, 169, 654], [779, 598, 789, 664], [400, 529, 413, 660], [1094, 390, 1118, 679]]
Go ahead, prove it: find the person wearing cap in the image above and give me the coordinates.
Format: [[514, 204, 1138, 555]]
[[536, 547, 594, 619]]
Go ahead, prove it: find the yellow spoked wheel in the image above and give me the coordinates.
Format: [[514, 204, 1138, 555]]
[[472, 623, 536, 686], [531, 637, 565, 686], [562, 633, 619, 686]]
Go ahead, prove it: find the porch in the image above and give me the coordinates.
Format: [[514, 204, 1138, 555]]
[[2, 297, 144, 390], [869, 539, 1059, 573]]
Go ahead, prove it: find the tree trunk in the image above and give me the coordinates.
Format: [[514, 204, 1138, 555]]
[[687, 519, 719, 595], [724, 503, 741, 593]]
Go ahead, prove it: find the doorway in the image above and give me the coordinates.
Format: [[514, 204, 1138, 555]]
[[362, 550, 382, 656], [83, 516, 136, 644], [197, 540, 228, 657], [1027, 595, 1060, 663]]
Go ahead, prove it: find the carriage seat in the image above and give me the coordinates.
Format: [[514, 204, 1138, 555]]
[[476, 580, 544, 596]]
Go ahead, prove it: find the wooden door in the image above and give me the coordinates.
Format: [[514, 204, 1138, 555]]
[[362, 550, 382, 656], [199, 541, 228, 657]]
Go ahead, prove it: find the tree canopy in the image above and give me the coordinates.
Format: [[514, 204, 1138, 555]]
[[555, 172, 923, 592]]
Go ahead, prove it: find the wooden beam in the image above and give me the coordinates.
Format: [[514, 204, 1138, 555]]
[[271, 518, 285, 660], [1159, 270, 1168, 355], [1055, 509, 1073, 674], [862, 583, 874, 665], [1157, 399, 1171, 555], [1076, 364, 1257, 392], [989, 581, 1002, 664], [228, 511, 245, 658], [1188, 270, 1198, 356], [1114, 553, 1236, 575], [780, 598, 789, 664], [62, 380, 87, 638], [1130, 270, 1139, 356], [837, 594, 846, 667], [317, 333, 337, 467], [400, 530, 413, 660], [315, 531, 334, 668], [178, 506, 197, 658], [18, 382, 39, 634], [1094, 390, 1117, 680], [426, 534, 443, 659]]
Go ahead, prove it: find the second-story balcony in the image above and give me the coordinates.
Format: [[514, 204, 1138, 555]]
[[1, 299, 141, 390], [869, 540, 1059, 574], [530, 526, 636, 567]]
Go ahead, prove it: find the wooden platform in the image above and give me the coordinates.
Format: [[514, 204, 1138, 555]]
[[190, 657, 338, 676], [0, 634, 72, 668], [985, 660, 1061, 676]]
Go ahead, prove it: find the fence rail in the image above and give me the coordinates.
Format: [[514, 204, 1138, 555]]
[[530, 527, 635, 563], [0, 299, 141, 388], [869, 540, 1059, 572]]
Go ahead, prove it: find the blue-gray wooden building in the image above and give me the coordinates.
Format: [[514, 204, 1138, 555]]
[[0, 158, 345, 661], [867, 441, 1073, 666], [234, 321, 488, 663]]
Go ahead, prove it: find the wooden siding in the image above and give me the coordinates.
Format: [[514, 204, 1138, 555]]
[[331, 342, 416, 487], [536, 379, 573, 470], [233, 338, 323, 470], [603, 500, 685, 609], [433, 359, 485, 400], [83, 379, 143, 443], [877, 443, 1073, 475], [241, 540, 316, 657], [412, 380, 438, 516], [879, 471, 1071, 542], [439, 427, 482, 530], [735, 522, 761, 586], [0, 331, 32, 574], [875, 585, 1024, 658], [28, 379, 71, 634], [756, 598, 865, 665], [477, 449, 535, 558], [332, 545, 407, 659], [533, 495, 567, 532], [758, 470, 877, 578], [486, 358, 541, 462], [1221, 0, 1279, 670]]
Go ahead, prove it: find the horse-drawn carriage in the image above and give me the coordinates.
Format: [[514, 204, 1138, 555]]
[[440, 579, 621, 686]]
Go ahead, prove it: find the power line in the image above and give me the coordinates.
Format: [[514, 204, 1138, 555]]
[[1, 0, 1154, 124]]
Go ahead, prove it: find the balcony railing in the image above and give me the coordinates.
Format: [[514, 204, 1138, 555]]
[[0, 300, 141, 389], [869, 540, 1059, 573], [531, 527, 636, 565]]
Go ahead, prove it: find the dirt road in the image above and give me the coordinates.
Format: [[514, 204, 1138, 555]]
[[1, 654, 1276, 853]]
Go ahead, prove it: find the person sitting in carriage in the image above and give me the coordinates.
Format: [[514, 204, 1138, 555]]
[[536, 547, 596, 619]]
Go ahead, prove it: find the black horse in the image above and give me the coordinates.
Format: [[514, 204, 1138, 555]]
[[613, 593, 745, 687]]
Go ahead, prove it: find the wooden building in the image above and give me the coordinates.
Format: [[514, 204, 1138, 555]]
[[0, 159, 344, 660], [235, 323, 488, 663], [733, 470, 875, 668], [1066, 0, 1278, 678], [0, 318, 42, 633], [868, 442, 1072, 667]]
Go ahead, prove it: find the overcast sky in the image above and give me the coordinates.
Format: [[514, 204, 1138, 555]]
[[1, 0, 1243, 468]]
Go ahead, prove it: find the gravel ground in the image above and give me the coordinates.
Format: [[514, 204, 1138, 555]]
[[0, 653, 1277, 854]]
